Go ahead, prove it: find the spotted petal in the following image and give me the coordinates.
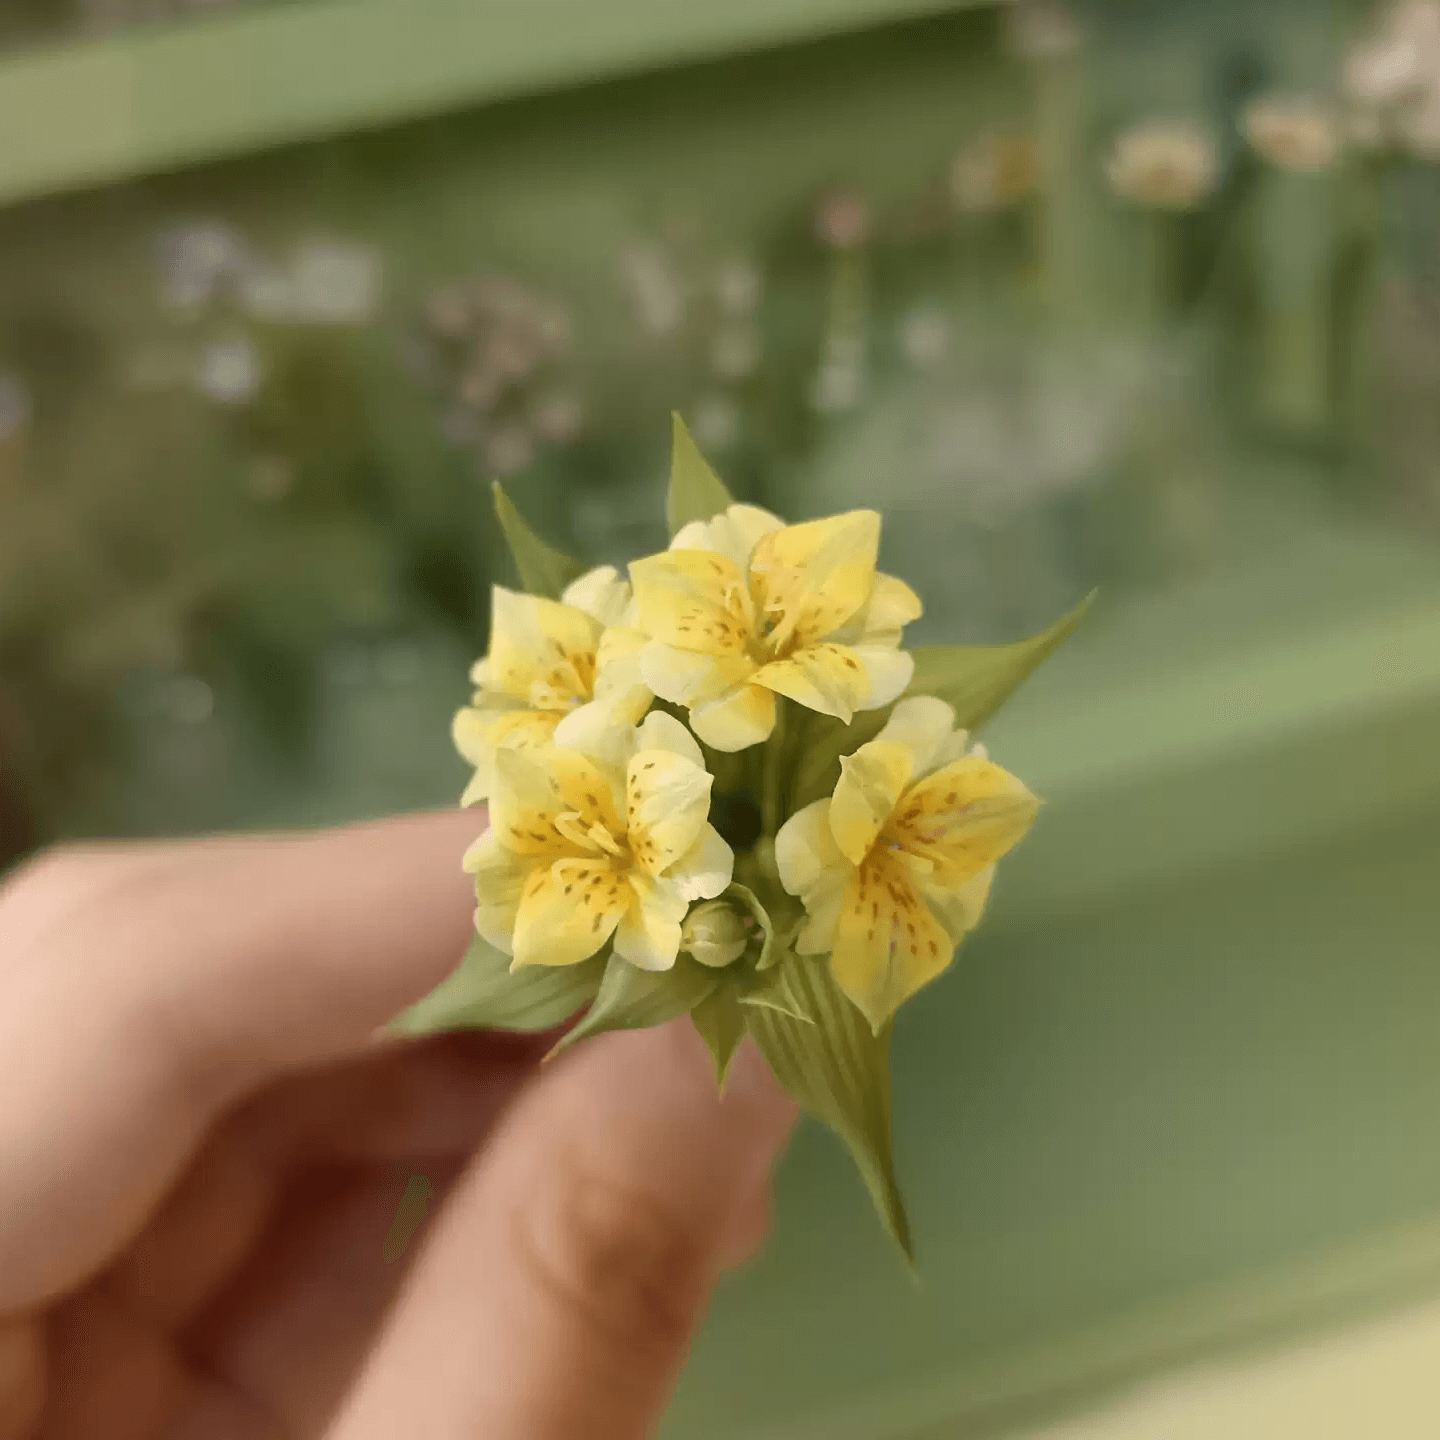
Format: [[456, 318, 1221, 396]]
[[626, 747, 713, 878], [750, 510, 880, 651], [511, 858, 627, 968], [487, 586, 600, 703], [630, 549, 754, 657], [829, 739, 914, 865]]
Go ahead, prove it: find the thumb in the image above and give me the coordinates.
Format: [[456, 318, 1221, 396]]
[[328, 1019, 797, 1440]]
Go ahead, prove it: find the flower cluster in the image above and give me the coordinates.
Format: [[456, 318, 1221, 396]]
[[420, 416, 1087, 1257]]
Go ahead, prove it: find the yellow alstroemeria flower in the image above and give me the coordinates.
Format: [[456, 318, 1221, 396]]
[[463, 711, 734, 971], [452, 566, 651, 806], [628, 504, 922, 752], [775, 696, 1040, 1030]]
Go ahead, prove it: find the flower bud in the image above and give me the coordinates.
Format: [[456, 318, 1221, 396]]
[[681, 900, 750, 968]]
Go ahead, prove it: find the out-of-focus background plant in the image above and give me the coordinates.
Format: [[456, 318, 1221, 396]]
[[0, 0, 1436, 866]]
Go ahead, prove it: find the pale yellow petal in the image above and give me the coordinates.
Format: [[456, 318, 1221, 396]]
[[626, 748, 713, 878], [511, 858, 626, 968], [925, 863, 995, 945], [640, 641, 755, 708], [592, 626, 654, 723], [629, 550, 754, 656], [833, 571, 924, 647], [491, 745, 622, 858], [612, 872, 689, 972], [672, 503, 785, 568], [665, 823, 734, 900], [487, 586, 599, 704], [689, 682, 776, 751], [829, 739, 914, 866], [750, 509, 880, 650], [851, 645, 913, 709], [775, 798, 849, 899], [750, 643, 875, 721], [829, 853, 954, 1031], [561, 565, 634, 628], [873, 695, 957, 775], [465, 828, 529, 955], [633, 709, 705, 769], [452, 705, 561, 806], [887, 754, 1040, 889]]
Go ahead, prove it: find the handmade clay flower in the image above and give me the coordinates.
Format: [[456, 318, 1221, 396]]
[[464, 711, 733, 970], [453, 567, 651, 806], [629, 504, 921, 751], [776, 696, 1040, 1030]]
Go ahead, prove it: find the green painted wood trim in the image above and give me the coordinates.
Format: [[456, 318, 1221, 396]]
[[0, 0, 980, 207], [733, 1209, 1440, 1439]]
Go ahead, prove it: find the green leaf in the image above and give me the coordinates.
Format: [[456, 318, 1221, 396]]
[[691, 984, 747, 1090], [550, 951, 722, 1058], [739, 960, 814, 1023], [666, 411, 735, 537], [724, 882, 780, 971], [792, 591, 1096, 808], [388, 934, 605, 1037], [492, 483, 586, 598], [745, 953, 913, 1263], [908, 589, 1096, 733]]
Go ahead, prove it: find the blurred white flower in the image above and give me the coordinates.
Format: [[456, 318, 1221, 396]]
[[1106, 119, 1220, 210], [711, 324, 761, 380], [0, 374, 32, 439], [1344, 0, 1440, 108], [1004, 0, 1083, 59], [619, 241, 685, 337], [950, 133, 1040, 214], [715, 259, 763, 314], [1242, 94, 1340, 171], [486, 424, 534, 475], [289, 240, 381, 325], [236, 265, 297, 322], [814, 189, 870, 249], [692, 394, 740, 451], [157, 221, 245, 313], [811, 358, 865, 413], [532, 391, 584, 444], [898, 307, 952, 370], [195, 336, 261, 405]]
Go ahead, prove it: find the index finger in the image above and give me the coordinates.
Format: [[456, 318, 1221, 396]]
[[0, 809, 486, 1311]]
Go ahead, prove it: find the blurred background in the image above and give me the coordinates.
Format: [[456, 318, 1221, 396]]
[[2, 0, 1439, 1435]]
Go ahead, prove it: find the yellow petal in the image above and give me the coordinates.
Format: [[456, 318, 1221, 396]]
[[511, 858, 627, 968], [487, 586, 600, 704], [626, 747, 713, 878], [612, 872, 689, 971], [561, 565, 634, 628], [838, 571, 924, 647], [775, 798, 849, 898], [688, 682, 776, 751], [829, 853, 954, 1031], [452, 705, 560, 806], [887, 755, 1040, 889], [750, 642, 883, 721], [665, 823, 734, 900], [629, 549, 754, 657], [491, 745, 622, 858], [671, 503, 785, 568], [465, 828, 528, 956], [640, 640, 756, 708], [750, 510, 879, 650], [829, 739, 914, 865], [924, 863, 995, 945], [873, 695, 957, 775], [633, 709, 706, 768]]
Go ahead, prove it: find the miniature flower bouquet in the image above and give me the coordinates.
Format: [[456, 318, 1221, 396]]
[[394, 416, 1091, 1258]]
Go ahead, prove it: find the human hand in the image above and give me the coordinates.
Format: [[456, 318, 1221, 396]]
[[0, 811, 796, 1439]]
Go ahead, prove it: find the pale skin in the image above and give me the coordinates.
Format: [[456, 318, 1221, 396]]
[[0, 810, 797, 1439]]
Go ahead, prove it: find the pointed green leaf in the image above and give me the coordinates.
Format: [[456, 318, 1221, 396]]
[[691, 984, 747, 1090], [492, 483, 587, 598], [550, 951, 722, 1058], [388, 934, 605, 1037], [724, 882, 780, 971], [739, 959, 814, 1023], [666, 411, 735, 537], [745, 954, 913, 1263], [908, 588, 1096, 733], [792, 591, 1096, 808]]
